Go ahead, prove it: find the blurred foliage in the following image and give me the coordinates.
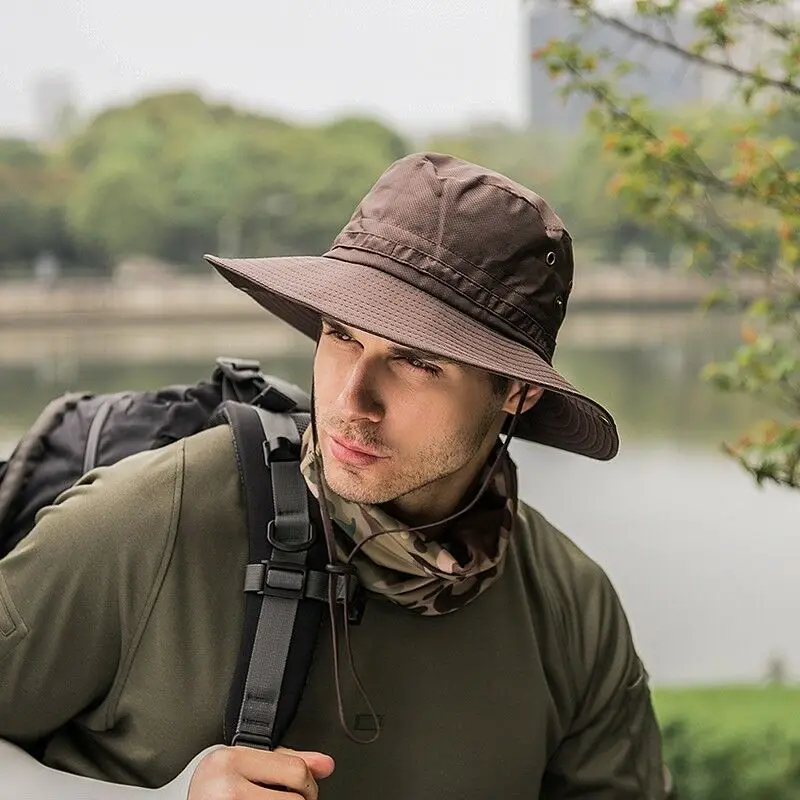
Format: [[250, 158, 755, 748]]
[[661, 720, 800, 799], [534, 0, 800, 489], [654, 684, 800, 737], [0, 138, 87, 270], [6, 87, 778, 281], [655, 685, 800, 798], [0, 91, 409, 274]]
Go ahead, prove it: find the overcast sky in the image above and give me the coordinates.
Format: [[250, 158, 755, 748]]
[[1, 0, 532, 138]]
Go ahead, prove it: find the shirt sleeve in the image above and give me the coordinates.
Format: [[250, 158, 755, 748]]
[[0, 737, 222, 800], [541, 568, 669, 799], [0, 444, 182, 745]]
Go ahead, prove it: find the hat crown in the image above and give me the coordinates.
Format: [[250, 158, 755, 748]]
[[327, 152, 574, 360]]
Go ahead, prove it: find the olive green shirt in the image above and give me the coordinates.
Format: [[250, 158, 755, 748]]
[[0, 426, 665, 798]]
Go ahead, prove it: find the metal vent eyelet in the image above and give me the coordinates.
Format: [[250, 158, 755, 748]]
[[545, 251, 557, 266]]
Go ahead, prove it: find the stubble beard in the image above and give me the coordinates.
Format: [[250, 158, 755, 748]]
[[317, 401, 503, 506]]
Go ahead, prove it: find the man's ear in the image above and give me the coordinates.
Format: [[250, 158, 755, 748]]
[[502, 382, 544, 415]]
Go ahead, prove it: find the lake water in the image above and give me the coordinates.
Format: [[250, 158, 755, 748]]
[[1, 311, 797, 687]]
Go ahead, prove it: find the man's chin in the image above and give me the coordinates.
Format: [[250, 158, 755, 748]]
[[323, 462, 392, 506]]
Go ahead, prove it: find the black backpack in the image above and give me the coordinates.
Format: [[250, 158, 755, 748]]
[[0, 357, 360, 751]]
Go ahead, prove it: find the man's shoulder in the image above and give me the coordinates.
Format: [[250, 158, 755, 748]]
[[513, 499, 611, 602], [90, 423, 237, 498], [29, 424, 238, 561], [177, 423, 239, 476], [513, 499, 636, 686], [96, 423, 241, 544]]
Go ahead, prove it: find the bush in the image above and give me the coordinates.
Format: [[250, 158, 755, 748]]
[[662, 719, 800, 799]]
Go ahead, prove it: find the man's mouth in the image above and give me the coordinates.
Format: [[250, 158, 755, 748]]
[[328, 434, 388, 467]]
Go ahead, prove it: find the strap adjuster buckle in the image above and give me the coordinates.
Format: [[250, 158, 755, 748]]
[[260, 560, 307, 600], [261, 438, 298, 466], [252, 384, 298, 413]]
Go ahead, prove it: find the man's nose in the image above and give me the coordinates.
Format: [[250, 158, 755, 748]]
[[336, 359, 383, 423]]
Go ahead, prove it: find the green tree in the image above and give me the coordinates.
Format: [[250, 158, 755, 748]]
[[276, 119, 407, 255], [61, 92, 409, 267], [0, 138, 91, 273], [536, 0, 800, 489], [65, 118, 174, 260], [64, 93, 251, 262]]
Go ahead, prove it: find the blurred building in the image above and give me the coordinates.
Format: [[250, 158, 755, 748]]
[[30, 73, 79, 142]]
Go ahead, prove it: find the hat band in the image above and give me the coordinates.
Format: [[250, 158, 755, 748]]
[[325, 238, 557, 363]]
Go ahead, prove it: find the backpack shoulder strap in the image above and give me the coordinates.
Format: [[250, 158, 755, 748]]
[[214, 401, 357, 750]]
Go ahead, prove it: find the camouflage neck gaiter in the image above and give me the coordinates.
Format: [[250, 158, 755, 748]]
[[300, 429, 518, 616]]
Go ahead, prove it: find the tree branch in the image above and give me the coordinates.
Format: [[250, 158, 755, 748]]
[[573, 3, 800, 97], [559, 55, 797, 214], [556, 60, 800, 276], [736, 6, 798, 42]]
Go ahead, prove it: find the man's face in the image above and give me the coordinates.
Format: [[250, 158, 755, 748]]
[[312, 318, 506, 506]]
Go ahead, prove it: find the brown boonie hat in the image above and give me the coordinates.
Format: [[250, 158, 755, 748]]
[[205, 152, 619, 460]]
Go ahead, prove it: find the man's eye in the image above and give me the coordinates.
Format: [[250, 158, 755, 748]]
[[406, 358, 440, 376], [325, 329, 352, 343]]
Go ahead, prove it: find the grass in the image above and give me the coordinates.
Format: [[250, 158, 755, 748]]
[[652, 684, 800, 738]]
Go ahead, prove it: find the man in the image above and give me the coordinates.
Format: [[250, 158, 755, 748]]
[[0, 153, 668, 798]]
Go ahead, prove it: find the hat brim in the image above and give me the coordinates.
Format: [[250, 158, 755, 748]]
[[205, 254, 619, 460]]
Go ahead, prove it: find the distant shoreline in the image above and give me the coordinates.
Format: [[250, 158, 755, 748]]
[[0, 270, 759, 329], [1, 309, 741, 369]]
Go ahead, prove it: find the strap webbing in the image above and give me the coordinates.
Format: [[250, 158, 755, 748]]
[[267, 459, 313, 550], [234, 567, 304, 748], [255, 408, 313, 551], [219, 403, 329, 751], [233, 408, 309, 749]]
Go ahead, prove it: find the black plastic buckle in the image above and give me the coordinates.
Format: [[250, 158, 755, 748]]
[[326, 563, 366, 625], [214, 357, 268, 402], [261, 438, 298, 466], [231, 730, 272, 750], [215, 357, 263, 381], [259, 560, 307, 600], [347, 584, 367, 625], [266, 519, 315, 552], [252, 384, 298, 413]]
